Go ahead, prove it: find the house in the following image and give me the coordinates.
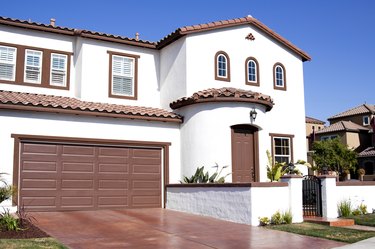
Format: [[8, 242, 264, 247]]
[[305, 116, 325, 173], [0, 15, 311, 212], [315, 104, 375, 179]]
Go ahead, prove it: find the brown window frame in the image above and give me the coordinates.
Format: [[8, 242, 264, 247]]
[[273, 62, 287, 91], [269, 133, 294, 164], [108, 51, 140, 100], [245, 57, 260, 86], [0, 42, 71, 90], [214, 51, 230, 82]]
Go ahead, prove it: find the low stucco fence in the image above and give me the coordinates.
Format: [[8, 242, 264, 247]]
[[166, 176, 303, 226], [319, 176, 375, 218]]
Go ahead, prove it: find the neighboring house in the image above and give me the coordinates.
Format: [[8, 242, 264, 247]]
[[305, 116, 325, 173], [0, 16, 311, 211], [315, 104, 375, 179]]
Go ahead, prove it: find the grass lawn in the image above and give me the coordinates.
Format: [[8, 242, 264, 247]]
[[0, 238, 67, 249], [268, 222, 375, 243], [348, 213, 375, 227]]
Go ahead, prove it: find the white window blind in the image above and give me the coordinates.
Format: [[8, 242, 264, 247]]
[[24, 49, 42, 83], [50, 53, 67, 86], [0, 46, 17, 81], [112, 55, 134, 96]]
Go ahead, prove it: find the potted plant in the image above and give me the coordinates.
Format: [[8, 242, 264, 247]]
[[343, 169, 351, 181], [357, 168, 365, 181]]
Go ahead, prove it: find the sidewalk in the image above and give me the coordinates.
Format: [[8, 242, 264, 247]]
[[333, 236, 375, 249]]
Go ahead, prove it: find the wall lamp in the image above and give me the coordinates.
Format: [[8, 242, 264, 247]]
[[250, 108, 258, 122]]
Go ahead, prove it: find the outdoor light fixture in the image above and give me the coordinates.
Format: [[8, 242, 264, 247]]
[[322, 165, 328, 175], [250, 108, 257, 122], [288, 162, 295, 174]]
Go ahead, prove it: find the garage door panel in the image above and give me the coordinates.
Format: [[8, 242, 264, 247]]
[[98, 164, 129, 173], [62, 162, 94, 172], [22, 161, 57, 171], [23, 143, 58, 154], [61, 180, 94, 189], [20, 143, 162, 211], [22, 179, 57, 189], [62, 145, 95, 156], [99, 179, 128, 189]]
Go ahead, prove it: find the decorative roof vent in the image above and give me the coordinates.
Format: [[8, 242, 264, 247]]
[[135, 32, 139, 41]]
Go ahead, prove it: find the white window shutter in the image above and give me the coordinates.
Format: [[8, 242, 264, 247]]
[[50, 53, 67, 86], [0, 46, 16, 81], [112, 55, 134, 96], [24, 50, 42, 83]]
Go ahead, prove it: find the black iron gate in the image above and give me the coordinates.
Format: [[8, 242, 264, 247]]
[[302, 175, 322, 217]]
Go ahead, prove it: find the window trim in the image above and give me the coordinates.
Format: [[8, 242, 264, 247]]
[[214, 51, 230, 82], [363, 116, 370, 126], [0, 45, 17, 82], [108, 51, 140, 100], [0, 42, 71, 90], [245, 57, 259, 86], [269, 133, 294, 164], [273, 63, 287, 91], [24, 49, 43, 84]]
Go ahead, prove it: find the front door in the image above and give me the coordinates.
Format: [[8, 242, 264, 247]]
[[231, 125, 259, 182]]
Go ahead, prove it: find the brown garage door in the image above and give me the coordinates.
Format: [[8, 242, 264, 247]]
[[20, 142, 161, 211]]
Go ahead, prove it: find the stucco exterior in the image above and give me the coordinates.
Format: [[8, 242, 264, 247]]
[[0, 16, 310, 210]]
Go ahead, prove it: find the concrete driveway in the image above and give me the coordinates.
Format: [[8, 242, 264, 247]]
[[33, 208, 346, 249]]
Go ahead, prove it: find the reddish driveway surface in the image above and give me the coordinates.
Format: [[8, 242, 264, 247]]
[[33, 209, 347, 249]]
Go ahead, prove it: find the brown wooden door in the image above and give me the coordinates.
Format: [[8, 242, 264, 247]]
[[231, 125, 258, 182], [19, 142, 161, 211]]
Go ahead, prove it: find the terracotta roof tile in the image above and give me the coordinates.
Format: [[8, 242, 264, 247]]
[[0, 16, 311, 61], [170, 87, 274, 111], [358, 147, 375, 158], [0, 90, 182, 123], [329, 104, 375, 120], [158, 16, 311, 61], [316, 121, 369, 134], [306, 116, 325, 124]]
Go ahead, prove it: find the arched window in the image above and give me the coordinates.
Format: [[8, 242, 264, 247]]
[[273, 63, 286, 90], [215, 51, 230, 82], [245, 57, 259, 86]]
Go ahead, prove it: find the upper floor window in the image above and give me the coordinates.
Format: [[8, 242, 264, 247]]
[[24, 49, 42, 84], [273, 63, 286, 90], [245, 57, 259, 86], [0, 42, 71, 90], [0, 45, 17, 81], [108, 51, 139, 100], [321, 135, 338, 141], [50, 53, 68, 87], [363, 116, 370, 126], [270, 133, 294, 164], [215, 51, 230, 82]]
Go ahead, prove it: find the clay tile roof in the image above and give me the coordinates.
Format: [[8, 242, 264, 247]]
[[158, 16, 311, 62], [0, 16, 157, 49], [169, 87, 274, 111], [358, 147, 375, 158], [315, 121, 369, 134], [0, 90, 182, 123], [305, 116, 325, 124], [328, 104, 375, 120]]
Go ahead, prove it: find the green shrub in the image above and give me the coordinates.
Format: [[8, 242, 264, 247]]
[[181, 164, 230, 183], [338, 199, 352, 217], [271, 211, 283, 225], [359, 203, 368, 215], [258, 217, 270, 226], [282, 210, 293, 224], [0, 208, 20, 231]]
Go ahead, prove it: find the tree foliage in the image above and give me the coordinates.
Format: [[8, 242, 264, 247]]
[[312, 138, 357, 173]]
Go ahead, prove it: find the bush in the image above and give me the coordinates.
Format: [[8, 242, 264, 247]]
[[282, 210, 293, 224], [181, 164, 230, 183], [0, 208, 20, 231], [359, 203, 368, 215], [352, 209, 362, 216], [338, 199, 352, 217], [258, 217, 270, 226], [271, 211, 283, 225]]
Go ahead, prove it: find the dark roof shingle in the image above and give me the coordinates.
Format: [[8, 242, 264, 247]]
[[0, 90, 182, 123], [306, 116, 325, 125], [316, 121, 369, 134], [358, 147, 375, 158], [328, 104, 375, 120], [170, 87, 274, 111]]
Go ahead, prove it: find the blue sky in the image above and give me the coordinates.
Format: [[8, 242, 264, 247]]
[[2, 0, 374, 122]]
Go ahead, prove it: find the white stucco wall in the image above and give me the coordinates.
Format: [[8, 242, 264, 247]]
[[336, 184, 375, 215], [166, 185, 290, 226], [0, 110, 181, 209]]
